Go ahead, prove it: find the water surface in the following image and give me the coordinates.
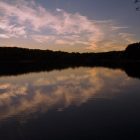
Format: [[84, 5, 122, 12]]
[[0, 67, 140, 139]]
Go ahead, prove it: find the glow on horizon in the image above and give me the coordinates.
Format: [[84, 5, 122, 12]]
[[0, 0, 138, 52]]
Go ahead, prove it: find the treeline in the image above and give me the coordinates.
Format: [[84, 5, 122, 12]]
[[0, 43, 140, 78], [0, 42, 140, 65], [125, 42, 140, 59]]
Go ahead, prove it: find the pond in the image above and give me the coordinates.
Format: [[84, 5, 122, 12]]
[[0, 67, 140, 139]]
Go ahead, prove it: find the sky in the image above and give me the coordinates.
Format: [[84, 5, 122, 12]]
[[0, 0, 140, 52]]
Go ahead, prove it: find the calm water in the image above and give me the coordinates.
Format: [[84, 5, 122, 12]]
[[0, 67, 140, 139]]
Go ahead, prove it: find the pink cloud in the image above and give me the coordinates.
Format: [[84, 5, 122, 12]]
[[0, 18, 26, 38], [0, 0, 136, 51], [31, 35, 55, 43], [0, 34, 9, 39]]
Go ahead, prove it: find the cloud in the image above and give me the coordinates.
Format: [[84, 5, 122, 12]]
[[111, 26, 129, 31], [119, 33, 135, 44], [0, 34, 9, 39], [0, 0, 136, 51], [0, 18, 26, 38], [31, 35, 55, 43]]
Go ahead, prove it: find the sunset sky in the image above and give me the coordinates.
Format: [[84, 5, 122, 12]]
[[0, 0, 140, 52]]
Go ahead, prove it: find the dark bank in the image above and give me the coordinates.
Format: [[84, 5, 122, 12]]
[[0, 42, 140, 79]]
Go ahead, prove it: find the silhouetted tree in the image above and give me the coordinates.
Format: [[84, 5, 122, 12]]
[[125, 42, 140, 59]]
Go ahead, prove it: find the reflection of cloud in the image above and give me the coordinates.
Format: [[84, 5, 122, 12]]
[[0, 0, 136, 51], [0, 68, 138, 121]]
